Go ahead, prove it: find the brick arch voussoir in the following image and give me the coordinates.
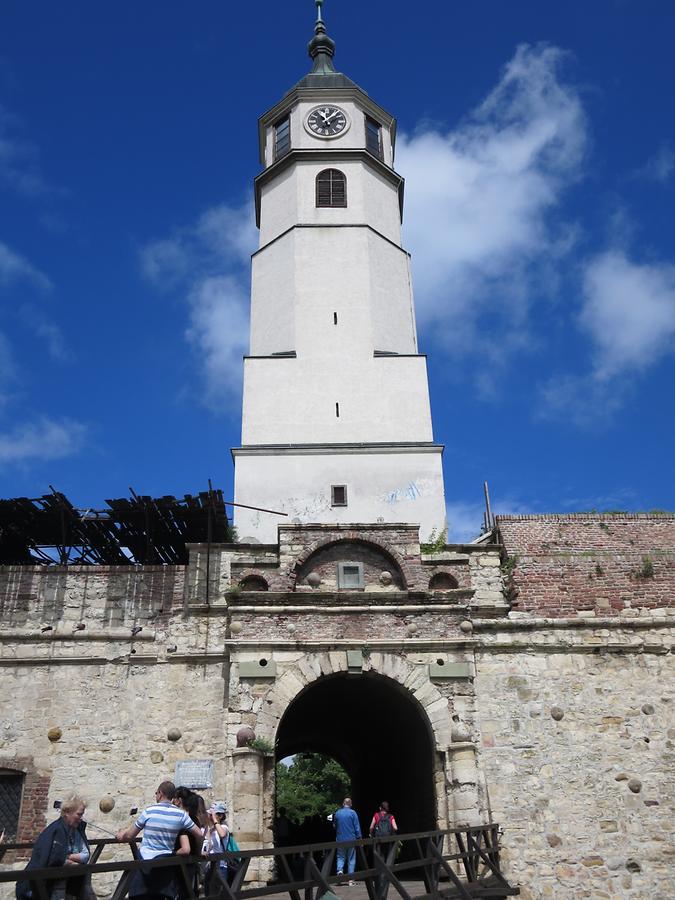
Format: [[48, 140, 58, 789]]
[[256, 655, 447, 752], [285, 534, 413, 590]]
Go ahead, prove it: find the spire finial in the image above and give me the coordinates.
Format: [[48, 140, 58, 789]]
[[308, 0, 336, 74]]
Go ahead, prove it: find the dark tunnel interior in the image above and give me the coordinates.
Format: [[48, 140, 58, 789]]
[[275, 672, 437, 838]]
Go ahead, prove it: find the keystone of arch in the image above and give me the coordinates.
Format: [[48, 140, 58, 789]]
[[286, 534, 413, 590], [255, 653, 449, 751]]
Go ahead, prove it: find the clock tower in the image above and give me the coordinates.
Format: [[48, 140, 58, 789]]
[[232, 1, 447, 542]]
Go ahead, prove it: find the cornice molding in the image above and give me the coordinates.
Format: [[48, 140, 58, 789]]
[[254, 148, 404, 226]]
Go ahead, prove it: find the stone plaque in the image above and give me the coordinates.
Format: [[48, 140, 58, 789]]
[[174, 759, 214, 789]]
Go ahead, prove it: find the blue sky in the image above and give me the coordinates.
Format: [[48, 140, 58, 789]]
[[1, 0, 674, 541]]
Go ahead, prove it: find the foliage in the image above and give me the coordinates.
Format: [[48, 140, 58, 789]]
[[248, 736, 274, 754], [500, 554, 519, 603], [226, 584, 242, 599], [500, 554, 518, 576], [635, 555, 655, 580], [421, 528, 448, 555], [276, 753, 350, 823]]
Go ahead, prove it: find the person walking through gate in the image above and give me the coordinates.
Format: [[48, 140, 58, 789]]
[[369, 801, 398, 839], [333, 797, 361, 885]]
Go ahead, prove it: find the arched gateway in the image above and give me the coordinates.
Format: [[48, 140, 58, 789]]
[[223, 520, 502, 858], [276, 671, 437, 834]]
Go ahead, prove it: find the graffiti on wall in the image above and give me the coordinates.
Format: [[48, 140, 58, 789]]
[[381, 481, 423, 504]]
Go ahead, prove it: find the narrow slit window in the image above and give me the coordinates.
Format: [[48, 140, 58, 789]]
[[331, 485, 348, 507], [274, 116, 290, 160], [335, 402, 340, 417], [316, 169, 347, 207], [333, 312, 338, 325], [365, 116, 382, 159]]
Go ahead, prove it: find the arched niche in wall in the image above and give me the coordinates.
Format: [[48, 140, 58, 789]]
[[428, 572, 459, 591], [294, 539, 405, 591], [239, 574, 269, 592]]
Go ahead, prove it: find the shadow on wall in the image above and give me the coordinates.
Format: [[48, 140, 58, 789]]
[[103, 568, 183, 626], [0, 568, 67, 627]]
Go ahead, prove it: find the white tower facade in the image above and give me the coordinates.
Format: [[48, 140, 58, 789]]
[[232, 5, 446, 542]]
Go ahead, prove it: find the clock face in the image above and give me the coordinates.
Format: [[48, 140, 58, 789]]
[[305, 105, 349, 138]]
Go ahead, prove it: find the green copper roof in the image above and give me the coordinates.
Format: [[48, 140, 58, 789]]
[[285, 0, 365, 96]]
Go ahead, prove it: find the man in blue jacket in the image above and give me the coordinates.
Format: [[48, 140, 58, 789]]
[[333, 797, 361, 884]]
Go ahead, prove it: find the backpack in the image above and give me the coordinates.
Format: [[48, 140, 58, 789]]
[[373, 812, 394, 837]]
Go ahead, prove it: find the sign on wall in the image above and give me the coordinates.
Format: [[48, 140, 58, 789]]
[[174, 759, 214, 789]]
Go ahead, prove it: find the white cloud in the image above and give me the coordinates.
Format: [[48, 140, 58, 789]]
[[446, 500, 485, 543], [635, 143, 675, 184], [538, 249, 675, 424], [397, 43, 586, 358], [186, 275, 249, 409], [0, 417, 86, 463], [447, 494, 536, 542], [18, 305, 67, 361], [0, 240, 51, 292], [140, 202, 256, 411], [537, 371, 625, 428], [0, 105, 49, 197], [580, 250, 675, 379]]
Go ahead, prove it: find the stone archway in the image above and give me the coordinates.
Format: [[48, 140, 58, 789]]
[[276, 672, 437, 835], [254, 652, 451, 839]]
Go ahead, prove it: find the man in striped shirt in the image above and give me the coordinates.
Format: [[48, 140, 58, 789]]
[[116, 781, 203, 859]]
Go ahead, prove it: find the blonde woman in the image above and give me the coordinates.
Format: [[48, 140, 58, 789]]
[[16, 794, 90, 900]]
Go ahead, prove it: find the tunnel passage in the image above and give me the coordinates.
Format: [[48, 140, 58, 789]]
[[275, 671, 437, 837]]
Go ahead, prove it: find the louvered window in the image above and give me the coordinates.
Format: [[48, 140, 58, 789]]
[[316, 169, 347, 207], [274, 116, 290, 160], [365, 116, 382, 158], [0, 770, 24, 839]]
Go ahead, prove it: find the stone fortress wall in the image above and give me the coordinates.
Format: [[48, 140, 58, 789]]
[[0, 514, 672, 899]]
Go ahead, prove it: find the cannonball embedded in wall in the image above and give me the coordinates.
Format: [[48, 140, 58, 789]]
[[641, 704, 655, 715], [47, 727, 62, 743], [550, 707, 564, 721], [407, 622, 418, 635], [167, 727, 182, 742], [459, 620, 473, 634], [451, 722, 471, 742], [99, 796, 115, 813], [236, 725, 256, 748], [306, 572, 321, 588], [150, 751, 164, 764], [627, 778, 642, 794], [286, 623, 296, 634], [230, 621, 243, 635], [379, 571, 393, 586]]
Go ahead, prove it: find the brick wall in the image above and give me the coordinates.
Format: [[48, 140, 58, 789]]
[[497, 514, 675, 617], [0, 756, 49, 859]]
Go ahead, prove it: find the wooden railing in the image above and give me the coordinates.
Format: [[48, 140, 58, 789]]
[[0, 825, 519, 900]]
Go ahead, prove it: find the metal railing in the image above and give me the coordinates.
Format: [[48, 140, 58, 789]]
[[0, 825, 519, 900]]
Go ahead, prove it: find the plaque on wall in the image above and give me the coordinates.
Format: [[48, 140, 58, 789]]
[[174, 759, 214, 789]]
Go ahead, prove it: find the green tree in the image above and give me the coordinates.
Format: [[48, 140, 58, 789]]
[[276, 752, 350, 823]]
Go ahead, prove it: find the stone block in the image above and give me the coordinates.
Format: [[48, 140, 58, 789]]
[[239, 660, 277, 678], [429, 662, 471, 679]]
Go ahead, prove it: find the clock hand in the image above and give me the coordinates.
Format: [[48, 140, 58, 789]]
[[325, 110, 340, 123]]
